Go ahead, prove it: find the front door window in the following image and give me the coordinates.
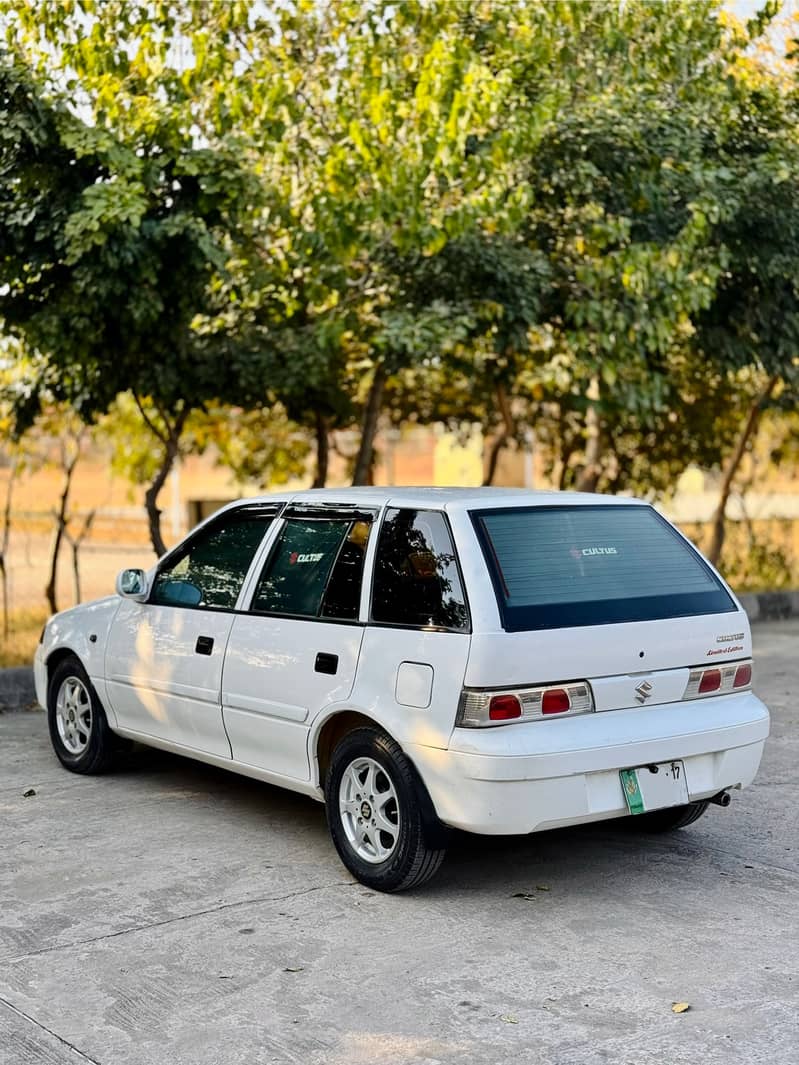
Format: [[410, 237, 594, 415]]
[[151, 509, 275, 610]]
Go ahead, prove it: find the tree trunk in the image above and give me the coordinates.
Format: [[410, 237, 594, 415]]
[[707, 374, 779, 567], [1, 461, 16, 639], [482, 381, 516, 486], [65, 511, 95, 605], [312, 411, 329, 488], [352, 363, 386, 486], [144, 418, 185, 558], [575, 375, 602, 493], [45, 446, 80, 615]]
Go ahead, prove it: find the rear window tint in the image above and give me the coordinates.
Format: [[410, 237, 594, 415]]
[[473, 505, 735, 631]]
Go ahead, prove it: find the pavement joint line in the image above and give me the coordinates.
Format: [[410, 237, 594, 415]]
[[0, 993, 104, 1065], [4, 880, 358, 966]]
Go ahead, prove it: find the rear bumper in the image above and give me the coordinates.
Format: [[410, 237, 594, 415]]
[[407, 691, 770, 835]]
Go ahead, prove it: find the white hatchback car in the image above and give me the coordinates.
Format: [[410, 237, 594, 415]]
[[35, 488, 769, 891]]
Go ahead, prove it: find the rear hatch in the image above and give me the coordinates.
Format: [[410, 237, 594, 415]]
[[465, 503, 750, 709]]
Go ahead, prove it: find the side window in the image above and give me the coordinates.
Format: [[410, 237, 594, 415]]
[[151, 513, 273, 610], [371, 509, 469, 631], [321, 520, 371, 620], [252, 518, 370, 620]]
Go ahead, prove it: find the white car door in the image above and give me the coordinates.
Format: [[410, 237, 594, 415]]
[[221, 505, 375, 780], [105, 504, 280, 756]]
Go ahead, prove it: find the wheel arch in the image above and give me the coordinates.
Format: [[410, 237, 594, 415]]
[[45, 646, 84, 689], [313, 709, 447, 842]]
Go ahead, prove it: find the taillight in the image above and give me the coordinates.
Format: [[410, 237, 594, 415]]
[[683, 659, 752, 700], [458, 682, 594, 727], [733, 663, 752, 688], [488, 694, 522, 721], [541, 688, 570, 715], [698, 669, 721, 694]]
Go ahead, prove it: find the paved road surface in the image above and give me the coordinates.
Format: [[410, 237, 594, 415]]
[[1, 622, 797, 1064]]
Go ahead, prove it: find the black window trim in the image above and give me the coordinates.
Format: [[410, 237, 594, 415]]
[[246, 509, 378, 625], [470, 502, 736, 633], [368, 506, 472, 635], [147, 502, 286, 614]]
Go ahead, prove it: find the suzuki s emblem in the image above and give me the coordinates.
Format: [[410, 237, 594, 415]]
[[635, 680, 653, 705]]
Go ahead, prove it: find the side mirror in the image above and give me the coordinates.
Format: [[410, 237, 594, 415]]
[[116, 568, 149, 601]]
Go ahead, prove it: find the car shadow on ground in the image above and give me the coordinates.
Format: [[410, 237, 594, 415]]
[[111, 741, 714, 897]]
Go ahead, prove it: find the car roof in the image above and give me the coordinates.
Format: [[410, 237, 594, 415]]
[[231, 486, 648, 514]]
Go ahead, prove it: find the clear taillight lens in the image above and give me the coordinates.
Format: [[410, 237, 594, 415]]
[[458, 682, 594, 728], [683, 659, 753, 700]]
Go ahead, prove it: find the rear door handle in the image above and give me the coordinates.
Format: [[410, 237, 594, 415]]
[[195, 636, 214, 656], [315, 652, 338, 675]]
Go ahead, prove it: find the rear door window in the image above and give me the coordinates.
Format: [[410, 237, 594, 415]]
[[251, 517, 371, 620], [473, 504, 735, 631], [371, 508, 469, 631]]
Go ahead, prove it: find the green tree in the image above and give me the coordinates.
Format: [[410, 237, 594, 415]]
[[0, 55, 274, 554]]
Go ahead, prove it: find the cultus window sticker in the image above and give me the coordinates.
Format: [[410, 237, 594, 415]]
[[570, 546, 618, 559], [288, 552, 324, 565]]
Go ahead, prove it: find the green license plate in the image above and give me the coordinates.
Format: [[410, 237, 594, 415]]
[[620, 768, 646, 815]]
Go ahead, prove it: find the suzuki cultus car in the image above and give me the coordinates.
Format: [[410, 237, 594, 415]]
[[36, 488, 769, 891]]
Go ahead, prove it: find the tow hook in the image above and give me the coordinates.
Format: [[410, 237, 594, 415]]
[[710, 790, 731, 808]]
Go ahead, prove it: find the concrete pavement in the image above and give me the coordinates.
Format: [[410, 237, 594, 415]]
[[1, 622, 797, 1064]]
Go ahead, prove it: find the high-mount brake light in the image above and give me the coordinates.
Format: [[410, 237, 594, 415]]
[[683, 659, 753, 700], [458, 682, 594, 728]]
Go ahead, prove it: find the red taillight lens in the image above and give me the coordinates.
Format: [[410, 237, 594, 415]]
[[541, 688, 571, 715], [488, 694, 522, 721], [733, 663, 752, 688], [698, 668, 722, 694]]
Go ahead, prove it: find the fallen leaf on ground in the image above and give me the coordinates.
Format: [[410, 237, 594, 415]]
[[22, 788, 36, 798], [512, 892, 536, 900], [500, 1015, 518, 1024], [283, 966, 304, 973], [536, 885, 550, 892], [672, 1002, 690, 1014]]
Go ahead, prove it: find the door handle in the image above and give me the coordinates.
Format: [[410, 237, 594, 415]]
[[195, 635, 214, 656], [315, 652, 338, 675]]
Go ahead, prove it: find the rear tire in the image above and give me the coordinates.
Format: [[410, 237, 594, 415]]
[[630, 800, 710, 833], [47, 656, 119, 774], [325, 727, 446, 892]]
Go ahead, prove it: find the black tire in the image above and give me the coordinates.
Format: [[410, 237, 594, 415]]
[[47, 655, 119, 774], [325, 727, 446, 892], [629, 800, 710, 833]]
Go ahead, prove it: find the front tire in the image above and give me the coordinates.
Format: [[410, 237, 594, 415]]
[[630, 800, 710, 832], [47, 656, 118, 774], [325, 728, 446, 892]]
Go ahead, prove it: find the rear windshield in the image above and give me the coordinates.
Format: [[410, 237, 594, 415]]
[[472, 504, 735, 631]]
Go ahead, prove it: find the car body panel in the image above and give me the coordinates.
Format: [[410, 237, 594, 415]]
[[222, 614, 366, 779], [409, 689, 768, 833], [35, 596, 122, 713], [104, 599, 235, 757], [463, 611, 752, 690]]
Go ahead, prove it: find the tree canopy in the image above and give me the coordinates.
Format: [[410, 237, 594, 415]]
[[1, 0, 798, 568]]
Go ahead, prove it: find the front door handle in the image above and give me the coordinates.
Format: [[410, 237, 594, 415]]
[[315, 652, 338, 675], [195, 635, 214, 656]]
